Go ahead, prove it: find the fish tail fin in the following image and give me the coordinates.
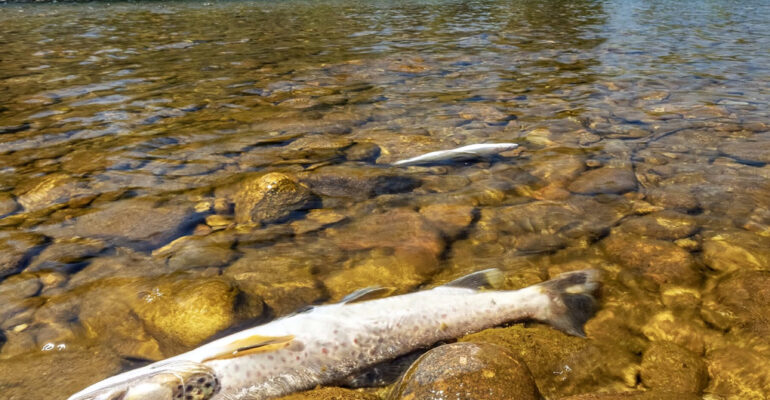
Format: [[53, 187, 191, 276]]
[[534, 269, 601, 337]]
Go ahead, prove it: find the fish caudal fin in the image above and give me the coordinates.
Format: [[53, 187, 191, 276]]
[[535, 269, 601, 337]]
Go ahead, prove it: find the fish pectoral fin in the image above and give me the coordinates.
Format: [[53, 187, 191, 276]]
[[338, 286, 396, 304], [441, 268, 504, 290], [203, 335, 295, 362], [338, 349, 426, 388]]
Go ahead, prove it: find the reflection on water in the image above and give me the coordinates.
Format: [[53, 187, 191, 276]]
[[1, 0, 770, 399]]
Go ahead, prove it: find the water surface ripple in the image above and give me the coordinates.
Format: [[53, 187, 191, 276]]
[[1, 0, 770, 399]]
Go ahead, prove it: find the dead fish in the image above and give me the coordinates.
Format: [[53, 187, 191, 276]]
[[392, 143, 519, 166], [67, 269, 599, 400]]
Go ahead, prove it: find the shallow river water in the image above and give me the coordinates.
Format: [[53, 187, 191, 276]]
[[1, 0, 770, 399]]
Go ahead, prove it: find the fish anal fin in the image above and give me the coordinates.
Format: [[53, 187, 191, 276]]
[[338, 286, 396, 304], [203, 335, 294, 362], [442, 268, 504, 290]]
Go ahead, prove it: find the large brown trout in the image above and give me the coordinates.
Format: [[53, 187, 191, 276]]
[[68, 269, 599, 400]]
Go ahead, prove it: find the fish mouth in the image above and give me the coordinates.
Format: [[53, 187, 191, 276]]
[[69, 361, 221, 400]]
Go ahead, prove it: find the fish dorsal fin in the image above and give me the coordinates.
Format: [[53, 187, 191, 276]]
[[203, 334, 295, 362], [338, 286, 395, 304], [442, 268, 504, 290]]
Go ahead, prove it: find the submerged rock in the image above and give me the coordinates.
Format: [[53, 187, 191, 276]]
[[25, 237, 105, 274], [640, 341, 707, 393], [324, 248, 439, 301], [617, 210, 698, 240], [326, 208, 444, 257], [0, 231, 46, 279], [568, 167, 637, 195], [301, 166, 419, 201], [0, 344, 125, 400], [344, 142, 381, 162], [133, 277, 237, 347], [561, 392, 700, 400], [78, 284, 165, 361], [290, 209, 347, 235], [234, 172, 314, 225], [14, 173, 93, 212], [472, 197, 628, 255], [701, 229, 770, 272], [701, 270, 770, 336], [706, 343, 770, 399], [37, 198, 200, 251], [418, 203, 474, 238], [461, 325, 638, 398], [602, 232, 701, 287], [277, 387, 378, 400], [390, 342, 539, 400], [224, 246, 325, 317], [0, 192, 19, 216], [719, 138, 770, 164], [644, 187, 699, 212], [164, 237, 237, 271]]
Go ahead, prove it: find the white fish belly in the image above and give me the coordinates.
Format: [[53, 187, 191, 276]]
[[201, 286, 548, 399]]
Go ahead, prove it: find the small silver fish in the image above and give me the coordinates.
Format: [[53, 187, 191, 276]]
[[68, 269, 599, 400], [392, 143, 519, 166]]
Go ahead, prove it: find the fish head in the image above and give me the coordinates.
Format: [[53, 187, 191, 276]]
[[68, 361, 221, 400]]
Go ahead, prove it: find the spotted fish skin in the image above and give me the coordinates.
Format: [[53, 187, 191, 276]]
[[67, 269, 599, 400]]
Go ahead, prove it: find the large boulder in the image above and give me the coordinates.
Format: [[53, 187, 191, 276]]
[[390, 342, 540, 400], [234, 173, 314, 225]]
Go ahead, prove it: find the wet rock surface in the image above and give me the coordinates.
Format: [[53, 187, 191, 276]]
[[390, 342, 540, 400], [234, 172, 315, 225]]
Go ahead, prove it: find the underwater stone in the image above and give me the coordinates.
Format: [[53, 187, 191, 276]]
[[390, 342, 539, 400]]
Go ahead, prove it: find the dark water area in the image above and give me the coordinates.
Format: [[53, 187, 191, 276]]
[[1, 0, 770, 399]]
